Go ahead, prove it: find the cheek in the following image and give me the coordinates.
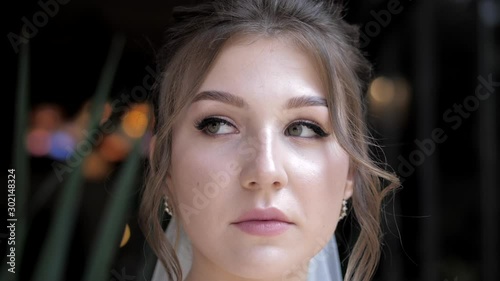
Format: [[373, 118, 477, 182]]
[[291, 143, 349, 233], [169, 134, 237, 227]]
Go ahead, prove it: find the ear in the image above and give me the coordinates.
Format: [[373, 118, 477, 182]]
[[344, 166, 354, 200]]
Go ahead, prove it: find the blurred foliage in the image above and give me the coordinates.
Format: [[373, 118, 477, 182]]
[[3, 34, 152, 281]]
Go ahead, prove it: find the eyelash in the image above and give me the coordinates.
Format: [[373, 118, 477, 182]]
[[194, 116, 329, 138], [286, 120, 329, 138], [194, 117, 235, 132]]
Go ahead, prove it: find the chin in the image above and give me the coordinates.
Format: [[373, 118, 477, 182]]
[[228, 264, 290, 280], [221, 247, 304, 280]]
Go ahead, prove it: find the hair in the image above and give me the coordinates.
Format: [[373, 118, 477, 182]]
[[139, 0, 400, 281]]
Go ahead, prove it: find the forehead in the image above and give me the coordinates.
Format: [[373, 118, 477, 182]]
[[198, 35, 326, 100]]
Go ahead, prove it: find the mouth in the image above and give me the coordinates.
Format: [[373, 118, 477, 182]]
[[231, 207, 293, 236]]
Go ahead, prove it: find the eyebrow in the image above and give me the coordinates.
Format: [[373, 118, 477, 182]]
[[285, 95, 328, 109], [192, 90, 327, 109], [192, 90, 247, 108]]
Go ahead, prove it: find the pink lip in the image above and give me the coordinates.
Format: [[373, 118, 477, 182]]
[[232, 208, 293, 236]]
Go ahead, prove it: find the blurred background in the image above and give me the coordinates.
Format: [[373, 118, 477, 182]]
[[3, 0, 499, 281]]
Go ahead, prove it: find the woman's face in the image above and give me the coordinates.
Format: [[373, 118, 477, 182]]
[[167, 37, 353, 280]]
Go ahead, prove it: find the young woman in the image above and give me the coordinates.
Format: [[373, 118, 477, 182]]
[[140, 1, 399, 281]]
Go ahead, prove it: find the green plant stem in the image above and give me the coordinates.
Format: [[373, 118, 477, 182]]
[[31, 34, 125, 281], [1, 39, 30, 281], [82, 141, 142, 281]]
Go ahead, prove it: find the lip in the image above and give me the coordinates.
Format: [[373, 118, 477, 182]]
[[231, 207, 293, 236]]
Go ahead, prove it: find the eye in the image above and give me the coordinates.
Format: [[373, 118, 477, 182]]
[[195, 117, 238, 135], [285, 121, 329, 138]]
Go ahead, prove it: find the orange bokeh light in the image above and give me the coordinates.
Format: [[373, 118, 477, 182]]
[[31, 104, 63, 131], [121, 103, 150, 138], [99, 133, 132, 162], [83, 152, 113, 182]]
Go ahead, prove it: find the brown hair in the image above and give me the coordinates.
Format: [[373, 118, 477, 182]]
[[140, 0, 400, 280]]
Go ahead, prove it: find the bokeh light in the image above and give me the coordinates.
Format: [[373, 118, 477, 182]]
[[368, 76, 412, 130], [121, 103, 150, 138], [49, 130, 76, 160], [31, 104, 63, 131], [99, 133, 132, 162], [26, 128, 51, 157], [83, 152, 113, 182], [369, 76, 396, 106], [369, 76, 411, 113]]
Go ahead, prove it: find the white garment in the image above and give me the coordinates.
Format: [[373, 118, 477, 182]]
[[151, 217, 343, 281]]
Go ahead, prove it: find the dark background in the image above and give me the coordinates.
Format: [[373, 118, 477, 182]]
[[3, 0, 499, 281]]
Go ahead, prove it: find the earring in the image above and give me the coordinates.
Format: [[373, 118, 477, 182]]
[[339, 199, 348, 220], [164, 197, 173, 216]]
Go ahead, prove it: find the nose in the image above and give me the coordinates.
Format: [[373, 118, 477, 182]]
[[239, 128, 288, 190]]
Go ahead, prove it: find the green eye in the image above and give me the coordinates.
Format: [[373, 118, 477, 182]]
[[286, 124, 303, 136], [206, 121, 221, 134], [195, 117, 238, 135], [285, 121, 329, 138]]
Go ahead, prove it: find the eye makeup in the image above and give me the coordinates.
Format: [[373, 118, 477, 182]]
[[194, 115, 329, 138]]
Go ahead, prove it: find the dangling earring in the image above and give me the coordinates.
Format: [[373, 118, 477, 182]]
[[339, 199, 348, 220], [164, 197, 173, 216]]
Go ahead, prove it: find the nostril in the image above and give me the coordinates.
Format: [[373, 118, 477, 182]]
[[245, 181, 258, 189], [273, 181, 284, 188]]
